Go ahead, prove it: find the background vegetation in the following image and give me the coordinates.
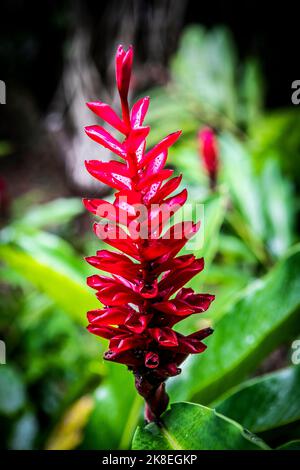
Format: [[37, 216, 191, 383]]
[[0, 1, 299, 450]]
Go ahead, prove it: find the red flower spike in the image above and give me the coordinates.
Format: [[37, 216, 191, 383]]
[[198, 127, 219, 191], [84, 45, 214, 423]]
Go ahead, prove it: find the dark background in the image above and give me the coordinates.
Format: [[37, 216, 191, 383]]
[[0, 0, 298, 112]]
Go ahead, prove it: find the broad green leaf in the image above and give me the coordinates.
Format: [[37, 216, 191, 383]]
[[215, 366, 300, 433], [0, 244, 97, 323], [1, 229, 90, 282], [168, 247, 300, 404], [278, 440, 300, 450], [81, 363, 142, 450], [132, 402, 268, 450], [0, 366, 26, 415]]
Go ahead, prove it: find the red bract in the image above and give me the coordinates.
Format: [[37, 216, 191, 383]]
[[84, 45, 215, 422], [198, 127, 219, 191]]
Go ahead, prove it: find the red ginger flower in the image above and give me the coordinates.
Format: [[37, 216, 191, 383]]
[[84, 45, 214, 422], [198, 127, 219, 191]]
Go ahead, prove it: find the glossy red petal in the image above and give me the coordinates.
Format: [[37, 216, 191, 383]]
[[104, 349, 143, 367], [137, 169, 174, 191], [87, 324, 117, 339], [82, 198, 129, 226], [93, 222, 140, 259], [148, 189, 188, 237], [153, 254, 195, 276], [116, 45, 133, 125], [139, 130, 182, 168], [145, 151, 167, 177], [110, 332, 147, 353], [125, 313, 152, 334], [87, 274, 141, 306], [159, 257, 204, 297], [149, 327, 179, 348], [86, 101, 128, 134], [131, 97, 150, 129], [148, 175, 182, 204], [85, 160, 132, 190], [176, 328, 213, 354], [176, 288, 215, 312], [86, 249, 140, 280], [85, 125, 126, 158], [87, 307, 128, 326], [145, 352, 160, 369], [126, 126, 150, 154], [116, 45, 133, 100]]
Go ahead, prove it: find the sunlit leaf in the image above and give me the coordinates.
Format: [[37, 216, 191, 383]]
[[132, 402, 269, 450], [0, 244, 97, 323]]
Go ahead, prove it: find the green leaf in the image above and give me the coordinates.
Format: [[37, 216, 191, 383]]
[[132, 402, 269, 450], [215, 366, 300, 433], [261, 159, 294, 258], [16, 198, 83, 230], [0, 366, 26, 415], [220, 133, 266, 241], [81, 363, 143, 450], [179, 191, 227, 274], [0, 244, 97, 323], [249, 109, 300, 186], [172, 26, 237, 121], [198, 191, 227, 269], [1, 228, 90, 282], [169, 145, 205, 186], [202, 265, 252, 323], [239, 58, 263, 127], [218, 234, 256, 263], [278, 440, 300, 450], [168, 247, 300, 404]]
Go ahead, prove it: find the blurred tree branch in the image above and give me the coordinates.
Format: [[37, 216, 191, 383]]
[[45, 0, 187, 193]]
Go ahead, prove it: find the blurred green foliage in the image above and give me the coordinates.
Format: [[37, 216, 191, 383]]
[[0, 25, 300, 450]]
